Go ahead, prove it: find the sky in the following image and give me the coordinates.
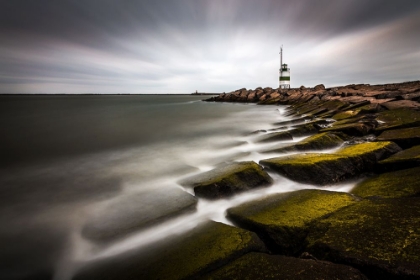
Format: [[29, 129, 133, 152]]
[[0, 0, 420, 94]]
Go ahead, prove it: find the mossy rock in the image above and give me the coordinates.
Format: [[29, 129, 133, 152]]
[[202, 252, 368, 280], [377, 145, 420, 171], [178, 161, 273, 199], [81, 187, 197, 241], [351, 166, 420, 198], [377, 126, 420, 149], [227, 189, 358, 254], [375, 108, 420, 132], [261, 132, 346, 154], [260, 142, 401, 185], [320, 122, 376, 136], [338, 141, 401, 160], [332, 110, 359, 121], [74, 221, 267, 280], [306, 198, 420, 279], [256, 131, 293, 143]]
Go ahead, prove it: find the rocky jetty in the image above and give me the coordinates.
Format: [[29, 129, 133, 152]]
[[205, 81, 420, 108], [74, 80, 420, 280]]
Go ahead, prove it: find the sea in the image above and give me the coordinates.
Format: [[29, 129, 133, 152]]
[[0, 94, 355, 280]]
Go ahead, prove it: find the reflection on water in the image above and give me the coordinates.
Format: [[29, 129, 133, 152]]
[[0, 95, 358, 280]]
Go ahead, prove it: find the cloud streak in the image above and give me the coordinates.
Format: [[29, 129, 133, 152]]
[[1, 0, 419, 93]]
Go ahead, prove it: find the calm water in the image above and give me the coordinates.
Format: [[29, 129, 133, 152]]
[[0, 95, 354, 279]]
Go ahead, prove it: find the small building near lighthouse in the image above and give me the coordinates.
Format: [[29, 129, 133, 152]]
[[279, 46, 291, 89]]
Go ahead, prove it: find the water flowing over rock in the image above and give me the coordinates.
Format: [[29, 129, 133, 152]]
[[74, 221, 267, 280], [82, 187, 197, 241]]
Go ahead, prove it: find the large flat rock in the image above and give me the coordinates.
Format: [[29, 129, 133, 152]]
[[261, 132, 346, 154], [352, 166, 420, 198], [74, 221, 267, 280], [306, 198, 420, 279], [82, 187, 197, 241], [260, 141, 401, 185], [227, 189, 358, 254], [178, 161, 273, 199], [377, 145, 420, 171], [375, 108, 420, 132], [377, 126, 420, 149], [202, 252, 368, 280]]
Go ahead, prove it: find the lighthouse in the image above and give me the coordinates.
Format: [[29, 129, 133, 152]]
[[279, 46, 290, 89]]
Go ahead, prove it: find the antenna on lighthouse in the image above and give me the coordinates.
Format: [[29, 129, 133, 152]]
[[280, 45, 283, 69]]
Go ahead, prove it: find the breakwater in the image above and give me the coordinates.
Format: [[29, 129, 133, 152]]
[[73, 81, 420, 280]]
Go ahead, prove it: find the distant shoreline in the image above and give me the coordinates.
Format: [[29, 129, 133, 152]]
[[0, 93, 220, 96]]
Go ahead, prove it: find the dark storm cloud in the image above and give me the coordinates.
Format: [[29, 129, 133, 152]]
[[1, 0, 419, 93]]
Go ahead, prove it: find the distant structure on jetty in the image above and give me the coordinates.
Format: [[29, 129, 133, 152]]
[[279, 46, 291, 89]]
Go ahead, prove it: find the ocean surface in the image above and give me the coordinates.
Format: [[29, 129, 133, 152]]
[[0, 95, 355, 279]]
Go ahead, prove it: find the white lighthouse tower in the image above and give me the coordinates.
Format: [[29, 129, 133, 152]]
[[279, 46, 291, 89]]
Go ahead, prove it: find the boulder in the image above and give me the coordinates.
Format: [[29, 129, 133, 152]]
[[306, 198, 420, 279], [227, 189, 358, 254], [81, 187, 197, 241], [381, 100, 420, 110], [202, 252, 368, 280], [377, 126, 420, 149], [178, 161, 273, 199], [259, 141, 401, 185], [377, 145, 420, 171], [74, 221, 267, 280], [320, 122, 376, 136], [375, 108, 420, 132], [261, 132, 346, 154], [352, 166, 420, 198], [314, 84, 325, 91]]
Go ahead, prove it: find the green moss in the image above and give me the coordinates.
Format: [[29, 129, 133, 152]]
[[259, 142, 400, 185], [306, 198, 420, 278], [332, 110, 359, 120], [74, 222, 267, 280], [337, 141, 399, 157], [227, 189, 358, 254], [262, 132, 345, 153], [202, 252, 368, 280], [179, 161, 273, 199], [352, 166, 420, 198], [376, 108, 420, 132], [229, 189, 356, 228], [377, 126, 420, 148]]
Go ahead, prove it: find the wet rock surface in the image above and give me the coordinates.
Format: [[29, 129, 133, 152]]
[[261, 132, 346, 154], [377, 145, 420, 171], [82, 187, 198, 241], [306, 198, 420, 279], [227, 189, 358, 255], [202, 252, 368, 280], [178, 161, 273, 199], [352, 166, 420, 198], [377, 126, 420, 149], [74, 221, 267, 280], [260, 141, 401, 185]]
